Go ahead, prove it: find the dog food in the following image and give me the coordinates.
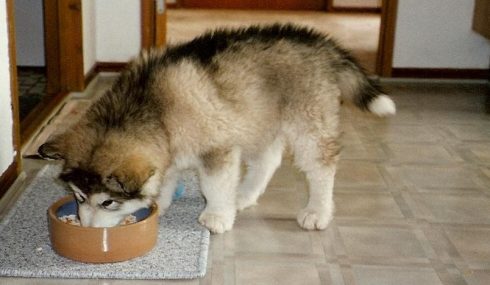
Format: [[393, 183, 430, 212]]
[[59, 214, 137, 226], [59, 214, 81, 226]]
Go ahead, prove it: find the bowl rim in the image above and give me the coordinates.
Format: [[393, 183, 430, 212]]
[[48, 195, 158, 231]]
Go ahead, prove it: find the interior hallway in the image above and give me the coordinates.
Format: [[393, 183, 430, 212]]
[[166, 9, 380, 73]]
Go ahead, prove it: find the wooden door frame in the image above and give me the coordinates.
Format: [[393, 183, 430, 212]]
[[1, 0, 22, 199], [377, 0, 398, 77], [141, 0, 167, 49], [29, 0, 85, 95]]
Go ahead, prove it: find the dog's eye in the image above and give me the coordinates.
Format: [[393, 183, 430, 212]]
[[101, 200, 114, 208]]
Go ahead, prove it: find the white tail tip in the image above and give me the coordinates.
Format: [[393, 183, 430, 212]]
[[368, 94, 396, 116]]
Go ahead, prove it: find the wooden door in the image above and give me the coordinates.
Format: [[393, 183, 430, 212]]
[[179, 0, 326, 10], [473, 0, 490, 40], [141, 0, 167, 49], [376, 0, 398, 76]]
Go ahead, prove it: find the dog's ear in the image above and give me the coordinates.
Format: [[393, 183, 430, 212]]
[[38, 140, 64, 160], [104, 156, 156, 196]]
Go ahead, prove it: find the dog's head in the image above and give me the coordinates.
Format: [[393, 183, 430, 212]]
[[38, 132, 163, 227], [57, 168, 155, 227]]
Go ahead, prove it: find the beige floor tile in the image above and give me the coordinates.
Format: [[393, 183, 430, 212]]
[[334, 192, 404, 219], [362, 125, 444, 144], [463, 270, 490, 285], [443, 125, 490, 142], [482, 168, 490, 181], [336, 161, 387, 188], [224, 219, 313, 255], [465, 144, 490, 163], [387, 165, 483, 190], [338, 122, 365, 145], [352, 265, 443, 285], [239, 188, 306, 219], [419, 194, 490, 224], [386, 144, 462, 165], [419, 111, 490, 126], [340, 143, 387, 161], [235, 260, 322, 285], [338, 226, 427, 259], [444, 228, 490, 264], [267, 163, 305, 189]]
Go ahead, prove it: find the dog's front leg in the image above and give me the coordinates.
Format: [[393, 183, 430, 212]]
[[198, 147, 241, 234], [156, 170, 179, 216]]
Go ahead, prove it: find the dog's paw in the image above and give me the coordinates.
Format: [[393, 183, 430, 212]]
[[297, 207, 333, 231], [236, 192, 258, 211], [156, 200, 171, 216], [199, 211, 234, 234]]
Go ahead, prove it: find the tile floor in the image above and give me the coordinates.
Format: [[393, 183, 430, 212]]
[[2, 9, 490, 285]]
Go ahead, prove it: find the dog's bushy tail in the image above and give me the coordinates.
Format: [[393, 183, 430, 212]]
[[336, 58, 396, 116]]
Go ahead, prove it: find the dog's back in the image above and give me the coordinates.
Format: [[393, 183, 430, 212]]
[[145, 24, 394, 158]]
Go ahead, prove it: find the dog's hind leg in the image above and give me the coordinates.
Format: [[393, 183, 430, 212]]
[[198, 147, 241, 233], [236, 137, 284, 211], [293, 136, 340, 230]]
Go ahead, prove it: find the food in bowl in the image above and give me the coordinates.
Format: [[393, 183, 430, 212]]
[[48, 196, 158, 263], [58, 214, 81, 226]]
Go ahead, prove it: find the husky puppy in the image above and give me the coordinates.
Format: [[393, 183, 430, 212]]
[[38, 24, 395, 233]]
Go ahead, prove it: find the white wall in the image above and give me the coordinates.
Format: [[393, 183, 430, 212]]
[[12, 0, 138, 73], [0, 0, 15, 174], [95, 0, 141, 62], [393, 0, 490, 69], [82, 0, 96, 74], [14, 0, 44, 66]]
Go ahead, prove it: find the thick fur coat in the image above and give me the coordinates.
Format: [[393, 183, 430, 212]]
[[39, 24, 395, 232]]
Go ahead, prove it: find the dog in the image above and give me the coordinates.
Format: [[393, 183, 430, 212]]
[[38, 24, 395, 233]]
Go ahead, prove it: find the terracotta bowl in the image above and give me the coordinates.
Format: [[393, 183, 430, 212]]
[[48, 196, 158, 263]]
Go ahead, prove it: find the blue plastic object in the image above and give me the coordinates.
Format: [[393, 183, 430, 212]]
[[173, 181, 185, 200]]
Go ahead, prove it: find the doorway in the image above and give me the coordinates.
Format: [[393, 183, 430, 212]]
[[13, 0, 85, 145], [14, 0, 46, 121], [166, 9, 379, 73], [163, 0, 397, 76]]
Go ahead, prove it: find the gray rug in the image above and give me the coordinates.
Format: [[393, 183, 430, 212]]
[[0, 164, 209, 279]]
